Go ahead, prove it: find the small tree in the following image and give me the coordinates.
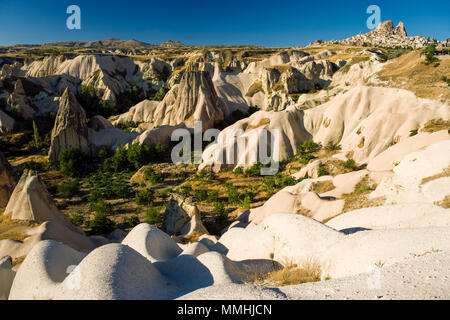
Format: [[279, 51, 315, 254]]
[[135, 189, 155, 206]]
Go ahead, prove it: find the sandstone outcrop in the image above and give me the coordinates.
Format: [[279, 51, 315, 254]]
[[48, 88, 90, 162], [162, 194, 209, 236]]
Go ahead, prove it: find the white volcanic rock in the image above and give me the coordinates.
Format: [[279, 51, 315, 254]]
[[8, 240, 86, 300], [199, 107, 311, 171], [4, 170, 79, 231], [0, 256, 15, 300], [219, 213, 344, 263], [7, 79, 36, 120], [137, 58, 172, 91], [327, 203, 450, 231], [303, 86, 450, 164], [369, 140, 450, 205], [48, 88, 90, 161], [367, 130, 449, 172], [24, 55, 68, 78], [122, 223, 182, 262], [0, 109, 15, 134], [162, 194, 209, 237], [114, 99, 159, 125], [88, 115, 114, 131], [0, 151, 18, 208], [56, 55, 146, 105], [151, 65, 225, 130]]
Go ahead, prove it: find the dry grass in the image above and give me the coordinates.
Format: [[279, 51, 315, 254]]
[[336, 55, 372, 74], [245, 80, 264, 97], [420, 119, 450, 133], [339, 175, 384, 215], [311, 180, 335, 194], [181, 232, 202, 244], [421, 166, 450, 184], [246, 118, 270, 131], [0, 213, 34, 242], [376, 51, 450, 101], [252, 259, 322, 287], [437, 196, 450, 209]]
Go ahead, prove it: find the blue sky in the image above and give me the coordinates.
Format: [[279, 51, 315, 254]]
[[0, 0, 448, 47]]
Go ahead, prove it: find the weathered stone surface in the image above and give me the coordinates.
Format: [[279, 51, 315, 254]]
[[48, 88, 90, 161], [162, 193, 209, 236]]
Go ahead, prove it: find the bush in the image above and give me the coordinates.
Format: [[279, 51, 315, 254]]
[[89, 199, 114, 216], [110, 146, 129, 172], [409, 129, 419, 137], [422, 44, 438, 65], [70, 213, 84, 227], [123, 215, 140, 228], [325, 141, 341, 151], [127, 143, 151, 170], [155, 86, 169, 101], [233, 167, 243, 176], [174, 170, 187, 180], [297, 140, 321, 156], [135, 189, 155, 206], [144, 167, 164, 184], [343, 159, 357, 170], [195, 189, 208, 201], [180, 184, 192, 194], [299, 153, 315, 165], [318, 163, 329, 177], [245, 161, 263, 177], [89, 212, 116, 235], [58, 147, 86, 177], [57, 179, 80, 198], [207, 190, 219, 203], [280, 176, 297, 188], [214, 202, 228, 225], [226, 184, 240, 204], [145, 207, 163, 225]]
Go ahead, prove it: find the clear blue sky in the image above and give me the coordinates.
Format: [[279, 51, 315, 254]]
[[0, 0, 448, 47]]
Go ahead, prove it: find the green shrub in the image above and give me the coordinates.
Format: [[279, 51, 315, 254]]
[[155, 86, 169, 101], [127, 143, 151, 170], [280, 176, 297, 188], [174, 170, 187, 180], [195, 189, 208, 201], [226, 185, 240, 204], [318, 163, 329, 177], [180, 184, 192, 194], [325, 141, 341, 151], [89, 199, 114, 216], [58, 147, 86, 177], [441, 76, 450, 86], [123, 215, 140, 228], [422, 44, 439, 65], [409, 129, 418, 137], [233, 167, 243, 176], [135, 189, 155, 206], [154, 143, 166, 155], [207, 190, 219, 203], [297, 140, 321, 156], [356, 185, 373, 195], [89, 212, 116, 235], [300, 153, 315, 165], [110, 146, 129, 172], [343, 159, 357, 170], [145, 207, 163, 225], [214, 202, 228, 225], [57, 179, 80, 198], [245, 161, 263, 177], [144, 167, 164, 184], [70, 213, 84, 227]]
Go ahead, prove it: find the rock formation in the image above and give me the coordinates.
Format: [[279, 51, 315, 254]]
[[4, 170, 78, 229], [0, 109, 15, 134], [48, 88, 90, 162], [162, 194, 209, 236], [200, 107, 312, 172], [0, 151, 18, 208], [151, 64, 225, 130]]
